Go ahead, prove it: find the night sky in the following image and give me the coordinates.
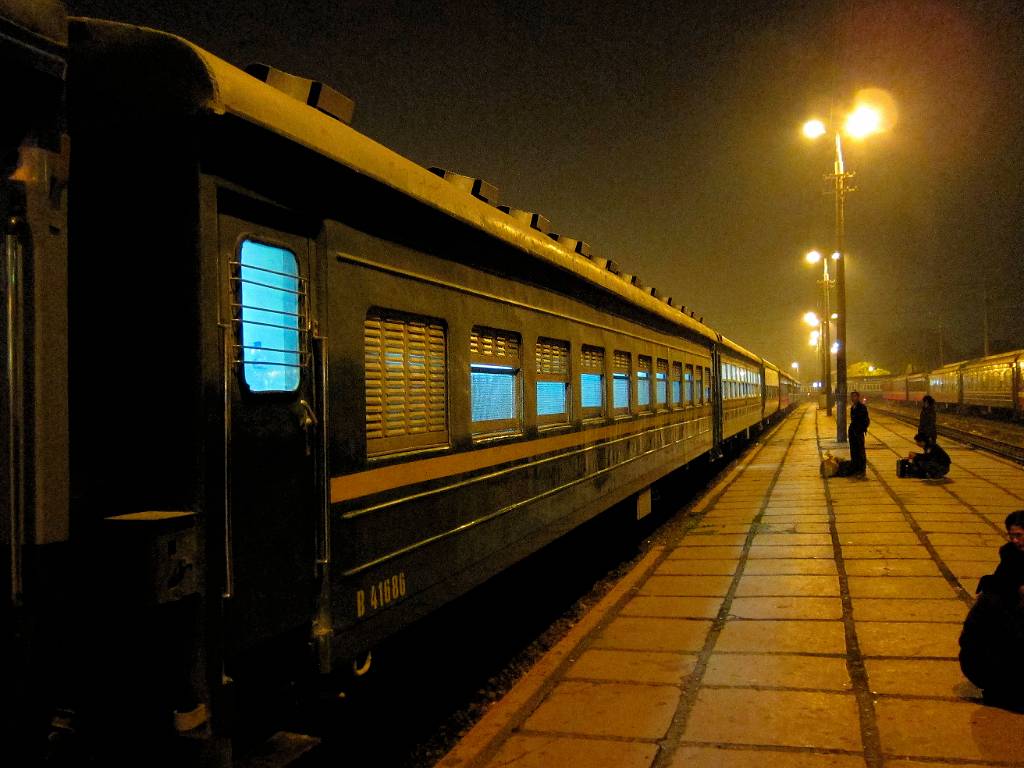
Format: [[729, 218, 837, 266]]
[[68, 0, 1024, 378]]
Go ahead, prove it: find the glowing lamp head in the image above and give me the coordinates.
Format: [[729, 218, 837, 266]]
[[802, 311, 820, 327], [809, 330, 820, 346], [791, 362, 799, 370], [805, 250, 822, 265], [802, 119, 827, 139], [831, 341, 840, 354], [845, 104, 882, 140]]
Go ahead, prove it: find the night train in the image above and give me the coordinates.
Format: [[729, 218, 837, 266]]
[[851, 349, 1023, 419], [2, 3, 800, 763]]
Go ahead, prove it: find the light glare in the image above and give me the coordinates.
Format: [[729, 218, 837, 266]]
[[845, 105, 882, 139], [805, 250, 822, 264], [803, 311, 820, 327], [802, 119, 826, 139]]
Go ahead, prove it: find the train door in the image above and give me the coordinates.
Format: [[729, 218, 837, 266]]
[[220, 215, 321, 651]]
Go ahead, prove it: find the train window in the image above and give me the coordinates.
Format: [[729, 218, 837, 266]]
[[237, 239, 303, 393], [580, 345, 605, 419], [684, 364, 694, 404], [656, 359, 668, 407], [671, 362, 683, 405], [637, 356, 652, 411], [470, 327, 522, 436], [364, 310, 448, 456], [613, 351, 631, 414], [694, 365, 703, 404], [536, 338, 570, 426], [704, 367, 712, 402]]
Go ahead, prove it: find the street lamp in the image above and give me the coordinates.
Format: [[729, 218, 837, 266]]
[[803, 249, 837, 414], [802, 93, 891, 442]]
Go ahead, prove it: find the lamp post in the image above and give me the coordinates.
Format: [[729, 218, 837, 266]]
[[804, 250, 835, 414], [803, 103, 886, 443]]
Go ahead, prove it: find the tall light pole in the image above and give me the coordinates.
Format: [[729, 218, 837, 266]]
[[804, 250, 835, 415], [803, 101, 887, 443]]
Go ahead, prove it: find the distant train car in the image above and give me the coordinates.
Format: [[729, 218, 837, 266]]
[[779, 369, 799, 410], [961, 352, 1020, 412], [928, 363, 962, 408], [2, 4, 800, 764]]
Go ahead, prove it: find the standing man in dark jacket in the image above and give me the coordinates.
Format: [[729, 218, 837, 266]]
[[848, 390, 869, 476], [918, 395, 937, 445]]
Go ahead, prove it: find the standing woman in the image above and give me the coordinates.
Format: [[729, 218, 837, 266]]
[[848, 390, 870, 477], [918, 395, 937, 445]]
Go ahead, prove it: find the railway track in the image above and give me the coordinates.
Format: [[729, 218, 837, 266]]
[[872, 404, 1024, 464]]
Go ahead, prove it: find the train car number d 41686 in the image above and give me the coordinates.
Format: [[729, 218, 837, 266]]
[[356, 572, 407, 618]]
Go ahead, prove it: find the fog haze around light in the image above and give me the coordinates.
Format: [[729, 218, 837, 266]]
[[67, 0, 1024, 378]]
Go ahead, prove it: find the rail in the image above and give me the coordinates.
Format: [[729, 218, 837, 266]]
[[872, 403, 1024, 464]]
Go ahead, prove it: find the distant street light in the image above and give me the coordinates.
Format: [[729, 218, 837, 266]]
[[803, 250, 834, 414], [802, 91, 893, 442]]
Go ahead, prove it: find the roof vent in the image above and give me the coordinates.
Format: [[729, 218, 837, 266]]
[[429, 168, 498, 204], [245, 63, 355, 125], [605, 260, 621, 275], [500, 207, 550, 233], [554, 235, 591, 257]]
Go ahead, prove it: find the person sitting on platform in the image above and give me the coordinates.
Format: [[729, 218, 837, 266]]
[[959, 510, 1024, 710], [897, 433, 950, 479]]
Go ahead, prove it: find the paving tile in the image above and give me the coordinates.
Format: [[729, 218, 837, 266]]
[[917, 521, 1002, 534], [886, 761, 999, 768], [656, 559, 739, 576], [945, 561, 994, 580], [703, 652, 851, 689], [851, 598, 968, 623], [841, 546, 931, 559], [747, 545, 835, 559], [743, 558, 837, 575], [834, 522, 913, 533], [681, 533, 750, 546], [592, 617, 712, 652], [523, 680, 679, 740], [566, 648, 696, 685], [932, 546, 997, 561], [640, 575, 734, 596], [669, 746, 866, 768], [682, 688, 861, 751], [758, 522, 831, 534], [667, 545, 744, 560], [837, 532, 922, 546], [735, 575, 840, 597], [927, 533, 1005, 547], [855, 621, 962, 657], [715, 619, 846, 654], [752, 533, 833, 547], [484, 734, 658, 768], [729, 596, 843, 620], [865, 658, 979, 698], [621, 595, 722, 619], [875, 698, 1024, 762], [846, 577, 958, 599], [842, 559, 941, 577]]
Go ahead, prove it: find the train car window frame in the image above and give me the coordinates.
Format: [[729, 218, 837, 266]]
[[671, 361, 683, 407], [234, 238, 306, 394], [470, 326, 522, 438], [684, 364, 695, 405], [536, 337, 570, 428], [580, 345, 605, 420], [695, 365, 703, 404], [704, 366, 712, 403], [655, 358, 668, 408], [364, 309, 449, 457], [637, 355, 653, 412], [612, 350, 631, 415]]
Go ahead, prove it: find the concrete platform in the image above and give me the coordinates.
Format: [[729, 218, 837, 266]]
[[437, 404, 1024, 768]]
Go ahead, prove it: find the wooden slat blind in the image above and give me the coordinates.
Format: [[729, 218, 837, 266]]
[[365, 312, 447, 455], [470, 327, 520, 362], [536, 338, 569, 375], [581, 345, 604, 371]]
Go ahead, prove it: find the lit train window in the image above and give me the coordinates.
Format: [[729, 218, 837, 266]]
[[684, 364, 694, 404], [236, 239, 303, 393], [613, 351, 631, 414], [704, 367, 711, 402], [671, 362, 683, 405], [637, 356, 652, 410], [580, 345, 605, 418], [536, 338, 570, 426], [656, 359, 668, 407], [364, 310, 448, 456], [470, 327, 522, 436]]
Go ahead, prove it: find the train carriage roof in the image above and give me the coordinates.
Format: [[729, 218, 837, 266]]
[[68, 17, 779, 368]]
